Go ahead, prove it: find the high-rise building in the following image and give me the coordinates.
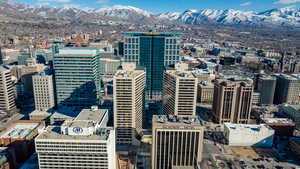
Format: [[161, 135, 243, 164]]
[[0, 48, 3, 65], [274, 74, 300, 104], [0, 66, 16, 112], [152, 115, 204, 169], [212, 78, 253, 124], [257, 75, 276, 105], [35, 107, 116, 169], [163, 69, 198, 117], [54, 48, 101, 109], [32, 72, 55, 111], [113, 63, 146, 145], [123, 32, 181, 100], [99, 58, 121, 79]]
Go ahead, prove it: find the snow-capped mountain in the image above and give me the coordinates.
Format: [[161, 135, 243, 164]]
[[176, 7, 300, 27], [0, 0, 300, 28], [157, 12, 181, 20], [92, 5, 153, 19]]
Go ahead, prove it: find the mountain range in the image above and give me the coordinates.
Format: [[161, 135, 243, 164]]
[[0, 0, 300, 28]]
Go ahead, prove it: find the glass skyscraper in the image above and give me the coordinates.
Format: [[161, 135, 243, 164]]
[[123, 32, 181, 100], [54, 48, 101, 109]]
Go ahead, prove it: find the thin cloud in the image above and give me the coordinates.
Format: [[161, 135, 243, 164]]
[[240, 1, 252, 6], [274, 0, 300, 4], [38, 0, 71, 3]]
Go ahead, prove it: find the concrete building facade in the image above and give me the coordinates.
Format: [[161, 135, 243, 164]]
[[113, 64, 146, 145], [35, 107, 116, 169], [32, 73, 55, 111], [274, 74, 300, 104], [257, 75, 276, 105], [0, 66, 16, 112], [163, 69, 198, 117], [152, 115, 204, 169], [212, 78, 253, 124]]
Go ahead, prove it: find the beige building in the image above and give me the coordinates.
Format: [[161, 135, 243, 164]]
[[163, 69, 198, 117], [212, 78, 253, 124], [198, 82, 214, 104], [0, 66, 16, 112], [152, 115, 204, 169], [113, 64, 146, 145], [32, 73, 55, 111]]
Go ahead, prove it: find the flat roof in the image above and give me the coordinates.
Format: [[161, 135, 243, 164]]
[[166, 70, 197, 79], [123, 32, 180, 37], [58, 47, 98, 55], [153, 115, 203, 127], [114, 70, 145, 78], [0, 123, 41, 139], [262, 118, 294, 124], [36, 126, 111, 141], [225, 123, 273, 132], [75, 108, 107, 121], [29, 110, 51, 117]]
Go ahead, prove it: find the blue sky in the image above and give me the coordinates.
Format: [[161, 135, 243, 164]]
[[12, 0, 300, 13]]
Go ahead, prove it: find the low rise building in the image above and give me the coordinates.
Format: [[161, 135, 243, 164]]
[[0, 121, 45, 166], [261, 118, 295, 137], [278, 104, 300, 129], [224, 123, 274, 147]]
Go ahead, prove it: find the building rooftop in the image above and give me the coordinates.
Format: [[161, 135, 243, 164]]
[[262, 118, 294, 124], [57, 47, 98, 55], [36, 126, 112, 141], [30, 110, 52, 117], [75, 106, 107, 121], [0, 122, 44, 139], [166, 69, 198, 79], [114, 69, 145, 78], [224, 123, 274, 132], [123, 32, 180, 37], [153, 115, 203, 128], [275, 74, 300, 81]]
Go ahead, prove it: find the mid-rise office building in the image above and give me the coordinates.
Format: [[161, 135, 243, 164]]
[[35, 107, 116, 169], [32, 72, 55, 111], [163, 69, 198, 117], [152, 115, 204, 169], [0, 66, 16, 112], [198, 82, 214, 104], [123, 32, 181, 100], [99, 58, 121, 79], [54, 48, 101, 109], [113, 64, 146, 145], [212, 78, 253, 124], [257, 75, 276, 105], [274, 74, 300, 104]]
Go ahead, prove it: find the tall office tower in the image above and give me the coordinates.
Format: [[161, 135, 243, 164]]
[[152, 115, 204, 169], [113, 64, 146, 145], [212, 78, 253, 124], [274, 74, 300, 104], [54, 48, 101, 109], [99, 58, 121, 79], [35, 107, 116, 169], [0, 66, 16, 112], [32, 72, 55, 111], [163, 69, 198, 117], [123, 32, 180, 100], [257, 75, 276, 105]]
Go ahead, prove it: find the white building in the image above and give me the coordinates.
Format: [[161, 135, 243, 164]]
[[163, 64, 198, 117], [0, 66, 16, 112], [35, 107, 116, 169], [113, 63, 146, 144], [32, 72, 55, 111], [113, 63, 146, 145], [224, 123, 274, 147]]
